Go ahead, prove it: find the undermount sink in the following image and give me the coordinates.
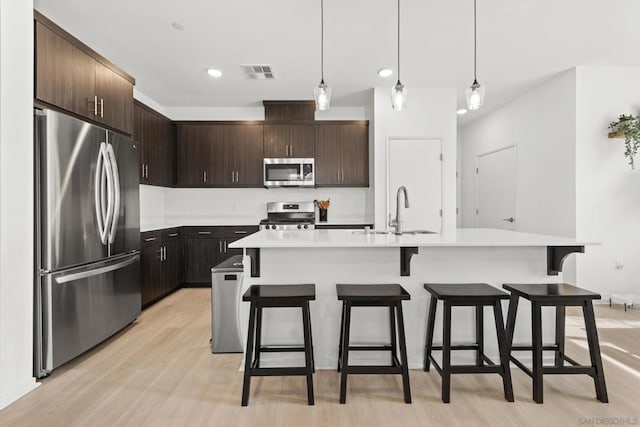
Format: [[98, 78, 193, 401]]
[[351, 229, 436, 235]]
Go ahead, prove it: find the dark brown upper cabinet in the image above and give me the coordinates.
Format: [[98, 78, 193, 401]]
[[315, 121, 369, 187], [263, 101, 315, 121], [176, 122, 263, 188], [134, 101, 175, 187], [264, 124, 314, 158], [35, 12, 134, 135]]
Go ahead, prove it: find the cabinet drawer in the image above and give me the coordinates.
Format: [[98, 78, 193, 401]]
[[161, 228, 182, 240], [141, 230, 161, 246], [222, 225, 259, 238], [184, 226, 224, 238]]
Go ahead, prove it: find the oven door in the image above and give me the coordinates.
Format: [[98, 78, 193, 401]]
[[263, 158, 315, 187]]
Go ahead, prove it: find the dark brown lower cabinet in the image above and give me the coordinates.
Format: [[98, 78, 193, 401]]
[[140, 228, 182, 307], [183, 225, 259, 286]]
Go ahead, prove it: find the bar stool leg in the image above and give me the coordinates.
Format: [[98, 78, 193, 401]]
[[241, 301, 257, 406], [442, 301, 452, 403], [493, 300, 514, 402], [505, 294, 519, 349], [337, 302, 346, 372], [476, 304, 484, 366], [395, 301, 412, 403], [305, 301, 315, 373], [301, 303, 315, 405], [389, 305, 398, 364], [555, 305, 566, 367], [254, 306, 263, 368], [339, 301, 352, 404], [583, 300, 609, 403], [531, 301, 544, 404], [423, 296, 437, 372]]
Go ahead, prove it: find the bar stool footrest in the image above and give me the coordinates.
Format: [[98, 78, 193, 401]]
[[258, 345, 306, 353], [249, 367, 310, 377], [344, 365, 404, 375]]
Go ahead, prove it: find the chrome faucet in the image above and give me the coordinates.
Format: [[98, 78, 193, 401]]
[[389, 186, 409, 235]]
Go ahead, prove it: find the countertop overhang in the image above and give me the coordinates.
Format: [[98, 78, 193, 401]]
[[228, 228, 596, 249]]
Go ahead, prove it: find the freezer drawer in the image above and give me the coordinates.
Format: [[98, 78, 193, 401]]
[[36, 253, 140, 377]]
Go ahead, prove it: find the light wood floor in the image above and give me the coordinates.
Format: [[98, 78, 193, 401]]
[[1, 289, 639, 426]]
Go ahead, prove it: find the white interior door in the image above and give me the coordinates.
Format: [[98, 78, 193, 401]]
[[387, 138, 442, 232], [476, 146, 517, 230]]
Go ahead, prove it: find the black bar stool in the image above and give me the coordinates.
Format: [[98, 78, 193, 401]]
[[423, 283, 514, 403], [241, 284, 315, 406], [336, 284, 411, 404], [503, 283, 608, 404]]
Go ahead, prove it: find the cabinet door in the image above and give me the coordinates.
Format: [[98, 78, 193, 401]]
[[289, 124, 315, 158], [162, 229, 182, 292], [264, 125, 289, 158], [160, 123, 176, 186], [94, 61, 134, 135], [141, 238, 162, 306], [230, 124, 264, 187], [340, 124, 369, 186], [177, 125, 211, 186], [133, 102, 146, 181], [314, 124, 342, 186], [35, 22, 75, 113], [208, 125, 228, 186], [184, 237, 220, 283]]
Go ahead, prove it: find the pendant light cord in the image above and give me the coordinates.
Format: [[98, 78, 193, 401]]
[[473, 0, 477, 82], [397, 0, 400, 82], [321, 0, 324, 82]]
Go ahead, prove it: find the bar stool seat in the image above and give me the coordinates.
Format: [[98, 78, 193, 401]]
[[336, 284, 411, 404], [423, 283, 514, 403], [241, 284, 315, 406], [503, 283, 608, 404]]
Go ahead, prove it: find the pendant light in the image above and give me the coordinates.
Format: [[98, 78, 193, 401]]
[[465, 0, 485, 110], [391, 0, 407, 111], [314, 0, 331, 110]]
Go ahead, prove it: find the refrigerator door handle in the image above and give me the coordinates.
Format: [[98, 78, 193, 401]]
[[106, 142, 121, 244], [101, 142, 115, 245], [54, 255, 139, 284], [94, 143, 109, 244]]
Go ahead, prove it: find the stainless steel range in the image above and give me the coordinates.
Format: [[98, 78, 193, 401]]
[[259, 202, 315, 230]]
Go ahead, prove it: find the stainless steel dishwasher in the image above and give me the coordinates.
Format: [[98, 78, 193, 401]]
[[211, 255, 244, 353]]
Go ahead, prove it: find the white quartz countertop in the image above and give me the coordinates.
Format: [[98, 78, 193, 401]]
[[228, 228, 596, 249], [314, 217, 374, 226]]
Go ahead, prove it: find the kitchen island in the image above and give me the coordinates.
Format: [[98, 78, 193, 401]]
[[229, 228, 593, 369]]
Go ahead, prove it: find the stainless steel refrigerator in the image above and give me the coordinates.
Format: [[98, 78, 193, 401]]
[[34, 109, 141, 378]]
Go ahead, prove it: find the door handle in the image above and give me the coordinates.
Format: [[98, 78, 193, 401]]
[[285, 145, 289, 157], [144, 237, 156, 242], [289, 145, 293, 157], [235, 171, 239, 183], [55, 255, 139, 284], [234, 231, 248, 234], [198, 231, 211, 235], [168, 233, 179, 237], [224, 240, 228, 253], [203, 171, 207, 183], [106, 142, 120, 244], [219, 241, 222, 253], [503, 217, 515, 223], [99, 98, 104, 118]]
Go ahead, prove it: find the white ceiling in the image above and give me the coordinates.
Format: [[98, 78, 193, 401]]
[[34, 0, 640, 123]]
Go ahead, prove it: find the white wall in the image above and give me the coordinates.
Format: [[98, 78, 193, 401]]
[[373, 87, 457, 232], [460, 69, 577, 241], [0, 0, 38, 409], [575, 66, 640, 298]]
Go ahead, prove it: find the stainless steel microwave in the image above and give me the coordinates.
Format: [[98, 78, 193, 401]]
[[263, 158, 315, 187]]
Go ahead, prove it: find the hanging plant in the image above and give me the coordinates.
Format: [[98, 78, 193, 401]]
[[608, 114, 640, 169]]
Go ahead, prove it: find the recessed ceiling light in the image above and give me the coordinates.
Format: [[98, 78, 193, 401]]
[[206, 68, 222, 78], [171, 22, 185, 31], [456, 108, 468, 115], [378, 68, 393, 78]]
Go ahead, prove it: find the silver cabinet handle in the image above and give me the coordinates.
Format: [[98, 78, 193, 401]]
[[289, 145, 293, 157], [198, 231, 211, 235], [219, 241, 222, 253], [231, 171, 234, 182], [285, 145, 289, 157], [203, 171, 207, 183], [55, 255, 139, 284], [337, 171, 340, 182], [92, 95, 98, 116], [168, 233, 179, 237], [99, 98, 104, 118], [235, 171, 239, 183], [234, 230, 248, 234], [145, 164, 148, 178], [224, 240, 228, 253], [163, 246, 167, 261], [503, 217, 515, 223], [144, 237, 156, 242]]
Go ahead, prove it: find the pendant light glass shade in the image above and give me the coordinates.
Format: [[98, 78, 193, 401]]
[[390, 0, 406, 111], [466, 0, 485, 111], [465, 79, 485, 110], [391, 80, 407, 111], [314, 79, 331, 111], [314, 0, 330, 111]]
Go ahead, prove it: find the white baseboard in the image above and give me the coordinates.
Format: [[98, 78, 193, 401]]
[[0, 379, 39, 411]]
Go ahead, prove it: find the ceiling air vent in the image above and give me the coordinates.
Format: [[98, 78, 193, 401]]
[[240, 64, 275, 80]]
